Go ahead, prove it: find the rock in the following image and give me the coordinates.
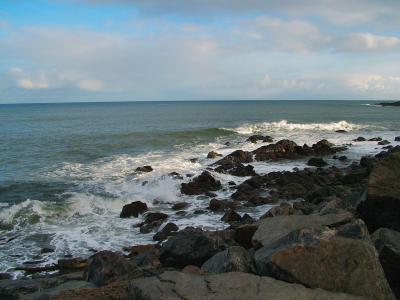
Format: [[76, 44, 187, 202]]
[[190, 158, 199, 163], [371, 228, 400, 299], [182, 265, 205, 275], [0, 273, 12, 280], [214, 161, 257, 177], [144, 212, 168, 224], [293, 201, 316, 215], [207, 151, 222, 159], [395, 136, 400, 142], [254, 232, 394, 300], [209, 199, 237, 212], [378, 140, 390, 145], [126, 271, 364, 300], [201, 246, 255, 274], [221, 210, 242, 223], [135, 166, 153, 173], [120, 201, 148, 218], [234, 224, 259, 249], [41, 245, 56, 254], [376, 101, 400, 106], [246, 135, 273, 143], [168, 172, 183, 179], [181, 171, 222, 195], [252, 213, 354, 248], [308, 157, 328, 167], [139, 220, 163, 234], [336, 130, 347, 133], [357, 152, 400, 232], [84, 250, 142, 286], [261, 202, 295, 218], [171, 202, 189, 210], [369, 137, 382, 141], [338, 155, 348, 161], [159, 228, 232, 268], [215, 150, 253, 165], [228, 181, 236, 186], [25, 280, 96, 299], [127, 244, 157, 256], [354, 137, 366, 142], [58, 257, 87, 270], [153, 222, 179, 241]]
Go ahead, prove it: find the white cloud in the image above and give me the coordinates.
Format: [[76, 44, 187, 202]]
[[346, 74, 400, 92], [336, 33, 400, 52], [9, 67, 49, 90]]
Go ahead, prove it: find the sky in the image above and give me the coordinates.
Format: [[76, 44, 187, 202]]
[[1, 0, 400, 103]]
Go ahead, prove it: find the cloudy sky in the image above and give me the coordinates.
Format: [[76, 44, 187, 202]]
[[1, 0, 400, 103]]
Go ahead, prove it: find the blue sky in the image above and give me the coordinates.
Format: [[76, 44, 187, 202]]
[[1, 0, 400, 103]]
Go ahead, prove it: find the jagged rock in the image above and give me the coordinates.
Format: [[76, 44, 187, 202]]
[[254, 229, 394, 300], [135, 166, 153, 173], [181, 171, 222, 195], [201, 246, 255, 274], [120, 201, 148, 218], [207, 151, 223, 159], [144, 212, 168, 224], [221, 210, 242, 223], [358, 152, 400, 232], [246, 135, 273, 143], [84, 250, 142, 286], [208, 199, 237, 211], [215, 150, 253, 165], [153, 222, 179, 241], [371, 228, 400, 299], [168, 172, 183, 179], [159, 228, 234, 268], [378, 140, 390, 145], [214, 161, 257, 177], [126, 271, 364, 300], [395, 136, 400, 142], [308, 157, 327, 167], [234, 224, 259, 249], [171, 202, 189, 210], [354, 137, 366, 142], [261, 202, 295, 218]]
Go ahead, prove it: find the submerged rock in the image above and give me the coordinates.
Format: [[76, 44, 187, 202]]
[[354, 137, 366, 142], [307, 157, 328, 167], [135, 166, 153, 173], [207, 151, 223, 159], [120, 201, 148, 218], [246, 135, 273, 143], [181, 171, 222, 195], [378, 140, 390, 145]]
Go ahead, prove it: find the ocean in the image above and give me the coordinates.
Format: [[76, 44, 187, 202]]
[[0, 100, 399, 275]]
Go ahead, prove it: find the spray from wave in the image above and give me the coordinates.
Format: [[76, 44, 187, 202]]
[[223, 120, 370, 135]]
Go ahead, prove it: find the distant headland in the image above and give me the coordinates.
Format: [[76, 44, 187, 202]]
[[376, 101, 400, 106]]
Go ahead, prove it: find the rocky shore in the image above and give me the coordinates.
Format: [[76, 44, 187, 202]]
[[1, 136, 400, 300]]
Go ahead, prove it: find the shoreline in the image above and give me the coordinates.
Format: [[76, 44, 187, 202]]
[[1, 134, 400, 299]]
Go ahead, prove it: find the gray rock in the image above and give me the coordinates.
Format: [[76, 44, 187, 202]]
[[126, 271, 365, 300], [371, 228, 400, 299], [201, 246, 255, 274]]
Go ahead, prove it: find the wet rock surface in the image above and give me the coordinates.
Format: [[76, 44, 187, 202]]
[[181, 171, 222, 195], [120, 201, 148, 218]]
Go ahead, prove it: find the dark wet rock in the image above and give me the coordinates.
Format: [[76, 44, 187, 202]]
[[395, 136, 400, 141], [120, 201, 148, 218], [371, 228, 400, 299], [135, 165, 153, 173], [171, 202, 189, 210], [341, 166, 369, 185], [153, 222, 179, 241], [24, 280, 96, 300], [228, 181, 236, 186], [126, 270, 363, 300], [221, 210, 242, 223], [189, 158, 199, 163], [205, 191, 218, 198], [378, 140, 390, 145], [208, 198, 237, 211], [358, 151, 400, 232], [175, 210, 187, 216], [57, 257, 87, 270], [181, 171, 222, 195], [127, 244, 157, 256], [144, 212, 168, 224], [254, 229, 394, 300], [234, 224, 258, 249], [377, 101, 400, 106], [336, 130, 347, 133], [139, 220, 163, 234], [159, 227, 234, 268], [293, 201, 317, 215], [261, 202, 296, 219], [369, 137, 382, 141], [194, 209, 206, 215], [335, 218, 370, 240], [246, 135, 273, 143], [214, 161, 257, 177], [201, 246, 255, 274], [0, 273, 12, 280], [308, 157, 327, 167], [41, 245, 56, 254], [241, 213, 255, 224], [338, 155, 348, 161], [168, 172, 183, 179], [215, 150, 253, 165], [354, 137, 366, 142], [84, 250, 142, 286], [359, 155, 376, 172], [207, 151, 223, 159]]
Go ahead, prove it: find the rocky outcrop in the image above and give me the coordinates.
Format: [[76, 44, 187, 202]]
[[159, 228, 234, 268], [371, 228, 400, 299], [221, 210, 242, 223], [261, 202, 296, 218], [357, 151, 400, 232], [181, 171, 222, 195], [215, 150, 253, 165], [120, 201, 148, 218], [126, 271, 364, 300], [246, 135, 273, 143], [207, 151, 222, 159], [214, 161, 256, 177], [201, 246, 255, 274], [84, 251, 142, 286], [376, 101, 400, 106], [135, 166, 153, 173], [153, 222, 179, 241]]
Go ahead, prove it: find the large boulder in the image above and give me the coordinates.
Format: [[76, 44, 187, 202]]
[[371, 228, 400, 299], [201, 246, 255, 274], [215, 150, 253, 165], [357, 152, 400, 232], [254, 230, 394, 300], [159, 228, 234, 268], [181, 171, 222, 195], [120, 201, 148, 218], [126, 271, 364, 300], [84, 251, 142, 286], [214, 161, 256, 177]]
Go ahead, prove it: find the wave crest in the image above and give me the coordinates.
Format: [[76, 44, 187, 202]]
[[224, 120, 368, 135]]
